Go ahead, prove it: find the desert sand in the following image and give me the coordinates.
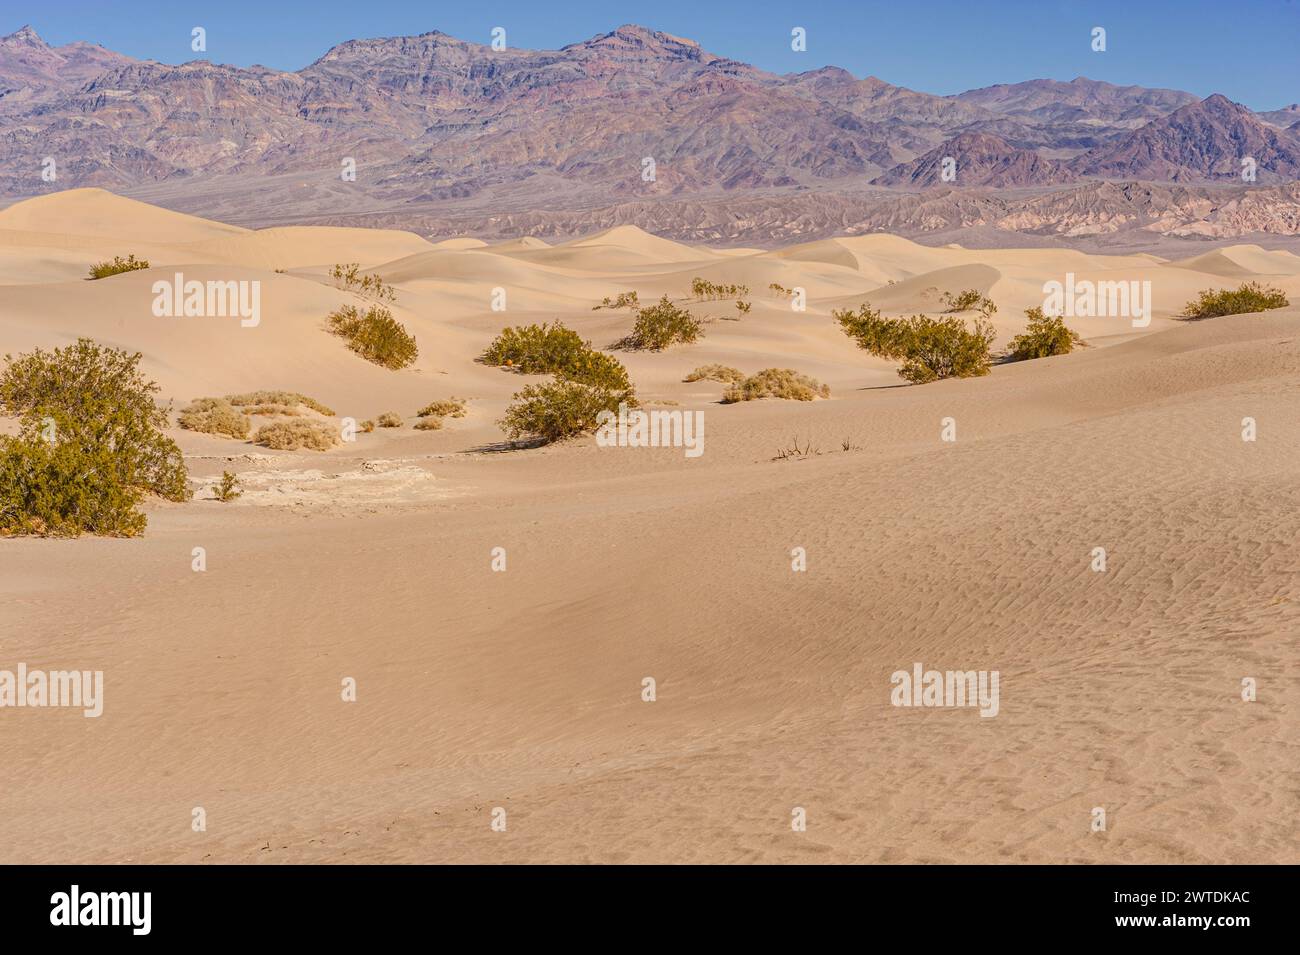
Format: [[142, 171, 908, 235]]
[[0, 189, 1296, 863]]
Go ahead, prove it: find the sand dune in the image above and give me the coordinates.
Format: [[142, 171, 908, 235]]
[[1, 190, 1296, 865], [0, 188, 246, 243]]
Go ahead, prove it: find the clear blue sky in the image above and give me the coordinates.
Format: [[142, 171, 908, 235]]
[[10, 0, 1298, 109]]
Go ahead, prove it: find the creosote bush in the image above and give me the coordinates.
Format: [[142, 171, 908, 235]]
[[1007, 307, 1084, 361], [88, 254, 150, 280], [499, 379, 627, 444], [482, 322, 587, 373], [1182, 282, 1288, 319], [0, 338, 188, 537], [722, 368, 830, 403], [327, 304, 418, 370], [835, 303, 996, 384], [483, 323, 633, 392], [618, 296, 704, 351], [683, 364, 745, 384], [253, 419, 338, 451]]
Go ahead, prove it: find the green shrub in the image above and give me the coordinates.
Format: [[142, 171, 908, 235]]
[[0, 338, 188, 500], [417, 397, 467, 419], [377, 412, 403, 428], [88, 254, 149, 280], [482, 322, 588, 373], [895, 315, 996, 384], [618, 296, 704, 350], [0, 428, 146, 537], [499, 380, 626, 444], [327, 305, 418, 369], [722, 368, 830, 403], [683, 364, 745, 384], [253, 419, 338, 451], [1182, 282, 1289, 319], [483, 323, 633, 391], [214, 470, 242, 502], [1007, 307, 1084, 361], [560, 348, 634, 391], [834, 303, 915, 359], [178, 397, 251, 438], [0, 338, 187, 536], [836, 305, 996, 384]]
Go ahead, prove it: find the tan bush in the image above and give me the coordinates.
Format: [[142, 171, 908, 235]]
[[253, 419, 338, 451], [377, 412, 403, 428], [683, 364, 745, 384], [722, 368, 830, 403], [417, 397, 467, 418], [413, 416, 444, 431], [177, 397, 252, 439], [227, 391, 335, 416]]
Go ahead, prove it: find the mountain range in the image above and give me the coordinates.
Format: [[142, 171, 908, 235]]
[[2, 23, 1298, 242]]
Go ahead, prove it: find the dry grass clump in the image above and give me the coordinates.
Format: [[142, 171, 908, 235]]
[[177, 397, 252, 439], [88, 254, 149, 280], [417, 397, 467, 419], [359, 419, 375, 433], [1182, 282, 1289, 319], [683, 364, 745, 384], [691, 278, 749, 301], [413, 416, 444, 431], [329, 262, 397, 302], [227, 391, 335, 416], [593, 291, 640, 310], [722, 368, 830, 403], [253, 419, 338, 451], [377, 412, 403, 428]]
